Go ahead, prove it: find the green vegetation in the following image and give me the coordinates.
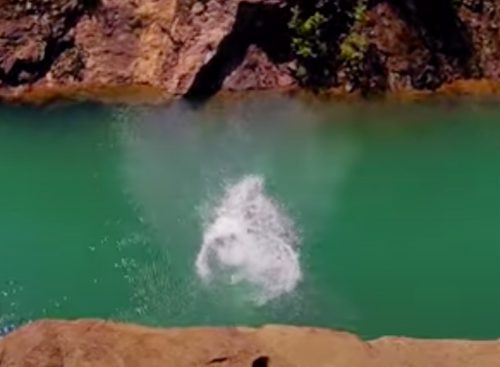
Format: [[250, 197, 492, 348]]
[[288, 7, 326, 59], [339, 30, 368, 63], [287, 0, 370, 89], [338, 0, 368, 65], [287, 5, 331, 87], [352, 0, 367, 22]]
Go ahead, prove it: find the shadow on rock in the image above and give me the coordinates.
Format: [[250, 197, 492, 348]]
[[379, 0, 480, 89], [184, 1, 293, 104]]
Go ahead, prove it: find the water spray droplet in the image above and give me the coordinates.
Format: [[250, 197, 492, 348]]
[[195, 174, 302, 306]]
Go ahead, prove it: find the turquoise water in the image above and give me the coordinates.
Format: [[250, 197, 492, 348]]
[[1, 97, 500, 339]]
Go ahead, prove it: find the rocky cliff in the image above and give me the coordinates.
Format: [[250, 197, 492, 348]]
[[1, 0, 500, 104], [0, 0, 292, 103], [1, 320, 500, 366]]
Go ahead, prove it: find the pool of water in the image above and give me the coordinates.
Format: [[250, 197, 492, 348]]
[[1, 96, 500, 339]]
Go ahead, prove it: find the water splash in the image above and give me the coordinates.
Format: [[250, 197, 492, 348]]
[[195, 174, 302, 306]]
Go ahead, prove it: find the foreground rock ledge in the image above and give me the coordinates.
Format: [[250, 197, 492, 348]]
[[1, 320, 500, 367]]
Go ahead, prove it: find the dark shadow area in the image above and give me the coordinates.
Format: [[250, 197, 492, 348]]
[[208, 357, 229, 364], [184, 2, 293, 104], [356, 43, 389, 97], [0, 101, 111, 135], [1, 38, 75, 87], [379, 0, 480, 89], [252, 356, 269, 367]]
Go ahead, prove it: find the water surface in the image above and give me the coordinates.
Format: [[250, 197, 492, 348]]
[[1, 97, 500, 339]]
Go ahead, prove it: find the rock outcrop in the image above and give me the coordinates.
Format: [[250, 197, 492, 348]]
[[1, 320, 500, 367]]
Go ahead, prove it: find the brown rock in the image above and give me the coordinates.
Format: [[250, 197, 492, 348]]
[[0, 0, 94, 87], [50, 47, 86, 82], [0, 0, 289, 104], [223, 45, 294, 91], [4, 0, 500, 103], [2, 320, 500, 367], [191, 2, 205, 15]]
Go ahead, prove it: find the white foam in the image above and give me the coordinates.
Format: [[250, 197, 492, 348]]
[[195, 174, 302, 306]]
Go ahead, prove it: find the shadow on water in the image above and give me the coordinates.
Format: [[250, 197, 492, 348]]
[[0, 102, 112, 133]]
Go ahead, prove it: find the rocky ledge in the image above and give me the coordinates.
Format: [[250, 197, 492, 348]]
[[2, 0, 500, 104], [1, 320, 500, 366]]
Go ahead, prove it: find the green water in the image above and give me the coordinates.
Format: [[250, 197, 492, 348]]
[[1, 97, 500, 339]]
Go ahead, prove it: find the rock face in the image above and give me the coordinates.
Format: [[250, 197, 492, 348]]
[[2, 320, 500, 367], [0, 0, 94, 87], [0, 0, 292, 103], [341, 0, 483, 95], [2, 0, 500, 103]]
